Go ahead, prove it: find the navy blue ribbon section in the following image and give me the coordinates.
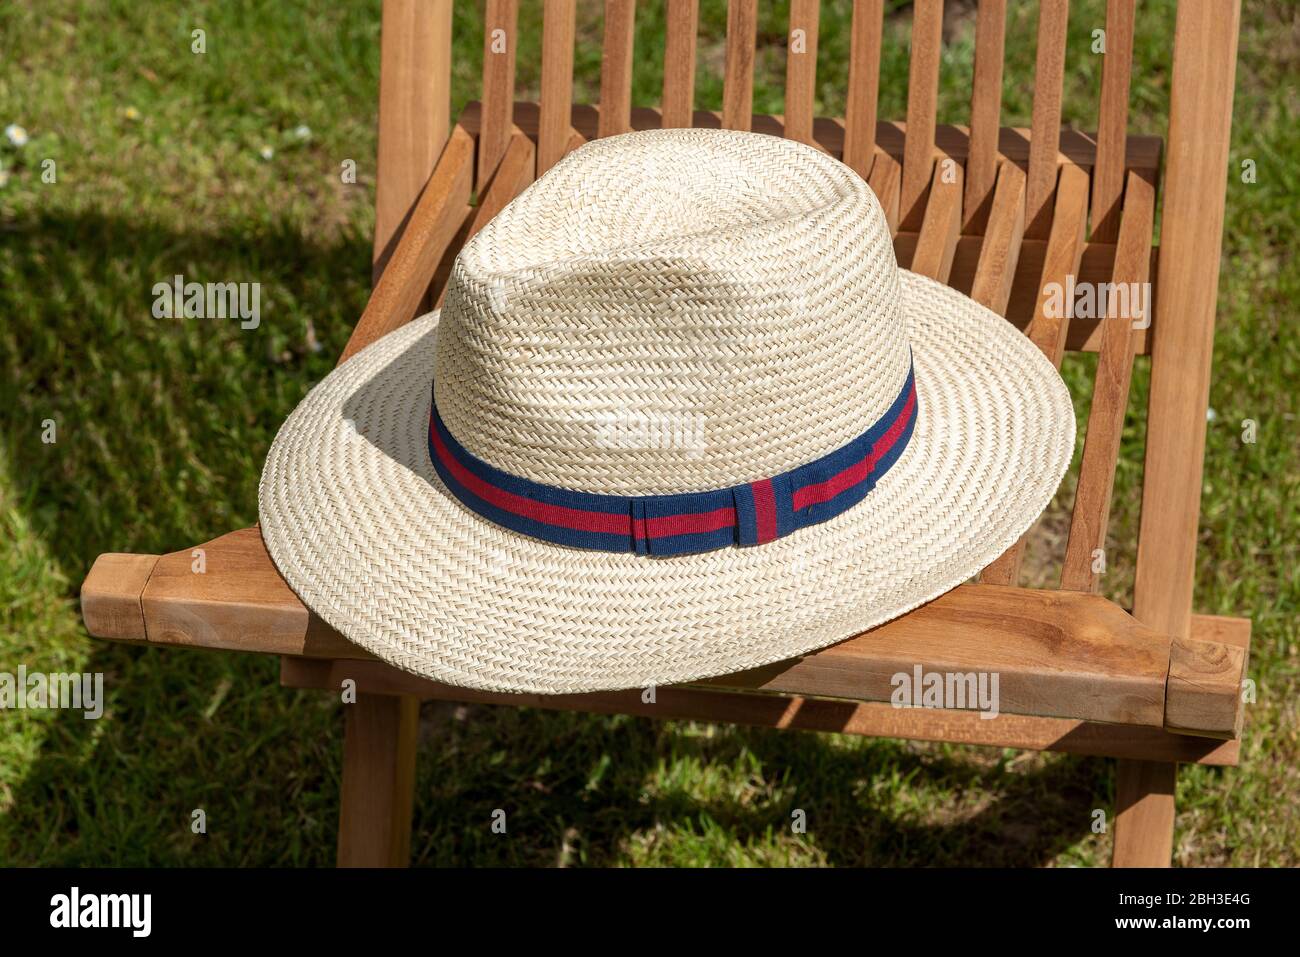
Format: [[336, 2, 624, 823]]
[[429, 358, 918, 556]]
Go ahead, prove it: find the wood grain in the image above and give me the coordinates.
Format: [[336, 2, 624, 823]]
[[80, 552, 159, 642], [278, 658, 1241, 767], [457, 100, 1165, 174], [1166, 635, 1248, 738], [465, 129, 536, 244], [87, 520, 1243, 736], [842, 0, 884, 178], [899, 0, 943, 230], [1116, 1, 1242, 869], [866, 149, 902, 234], [1112, 758, 1177, 867], [538, 0, 577, 175], [783, 0, 820, 145], [1090, 0, 1136, 242], [661, 0, 699, 128], [721, 0, 757, 131], [478, 0, 519, 188], [969, 160, 1026, 315], [1133, 0, 1242, 642], [1062, 169, 1155, 592], [372, 0, 453, 280], [597, 0, 636, 138], [340, 126, 474, 363], [134, 528, 365, 659], [1024, 0, 1069, 239], [907, 157, 963, 282], [963, 0, 1006, 233], [979, 161, 1089, 586], [890, 232, 1157, 353], [337, 693, 420, 866]]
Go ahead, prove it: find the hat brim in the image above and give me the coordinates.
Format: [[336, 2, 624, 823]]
[[258, 271, 1075, 694]]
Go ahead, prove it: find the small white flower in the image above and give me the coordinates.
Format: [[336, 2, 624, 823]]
[[258, 145, 275, 161], [1206, 407, 1217, 423], [5, 124, 29, 147], [292, 124, 311, 141]]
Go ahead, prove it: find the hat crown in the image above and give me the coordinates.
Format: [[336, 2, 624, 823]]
[[435, 128, 912, 496]]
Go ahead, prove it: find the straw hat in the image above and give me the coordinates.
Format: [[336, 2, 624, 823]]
[[259, 129, 1075, 694]]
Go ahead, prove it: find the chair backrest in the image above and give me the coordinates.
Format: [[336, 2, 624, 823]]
[[363, 0, 1241, 646]]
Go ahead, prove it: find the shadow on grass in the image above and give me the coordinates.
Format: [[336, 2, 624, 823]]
[[409, 703, 1107, 867], [1, 209, 1108, 866]]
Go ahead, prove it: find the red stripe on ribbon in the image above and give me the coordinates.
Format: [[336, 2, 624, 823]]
[[642, 507, 737, 540], [431, 424, 630, 535], [791, 386, 916, 512], [752, 478, 777, 544]]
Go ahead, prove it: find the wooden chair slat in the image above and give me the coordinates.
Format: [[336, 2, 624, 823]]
[[969, 160, 1026, 315], [1062, 169, 1155, 592], [461, 100, 1164, 174], [597, 0, 637, 138], [842, 0, 883, 178], [661, 0, 699, 128], [906, 158, 963, 282], [1116, 1, 1242, 866], [963, 0, 1007, 234], [783, 0, 821, 145], [867, 149, 902, 234], [372, 0, 453, 279], [891, 233, 1156, 353], [1023, 0, 1070, 239], [429, 212, 475, 309], [1022, 164, 1093, 365], [279, 655, 1242, 766], [980, 161, 1090, 586], [478, 0, 519, 189], [899, 0, 943, 229], [467, 130, 536, 242], [434, 130, 536, 308], [722, 0, 758, 131], [342, 126, 474, 363], [1132, 1, 1242, 640], [537, 0, 577, 176], [1090, 0, 1137, 242]]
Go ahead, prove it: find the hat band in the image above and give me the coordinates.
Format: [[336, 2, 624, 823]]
[[428, 360, 917, 556]]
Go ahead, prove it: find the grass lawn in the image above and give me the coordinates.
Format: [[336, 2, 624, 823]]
[[1, 0, 1295, 866]]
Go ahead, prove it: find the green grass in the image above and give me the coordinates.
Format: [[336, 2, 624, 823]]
[[0, 0, 1295, 866]]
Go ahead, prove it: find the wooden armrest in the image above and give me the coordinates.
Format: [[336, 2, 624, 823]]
[[338, 124, 474, 364], [82, 529, 360, 659], [81, 527, 1250, 737]]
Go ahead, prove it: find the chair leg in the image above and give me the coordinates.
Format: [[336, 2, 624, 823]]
[[337, 692, 421, 867], [1111, 758, 1177, 867]]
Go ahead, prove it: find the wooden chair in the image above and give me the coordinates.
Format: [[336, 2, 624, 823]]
[[80, 0, 1248, 867]]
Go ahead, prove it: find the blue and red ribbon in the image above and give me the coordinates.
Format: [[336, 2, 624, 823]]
[[428, 360, 917, 556]]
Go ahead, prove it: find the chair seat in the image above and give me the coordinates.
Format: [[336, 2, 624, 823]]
[[80, 97, 1248, 774], [81, 526, 1249, 746]]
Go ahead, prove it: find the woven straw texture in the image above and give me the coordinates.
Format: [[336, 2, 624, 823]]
[[259, 129, 1075, 694]]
